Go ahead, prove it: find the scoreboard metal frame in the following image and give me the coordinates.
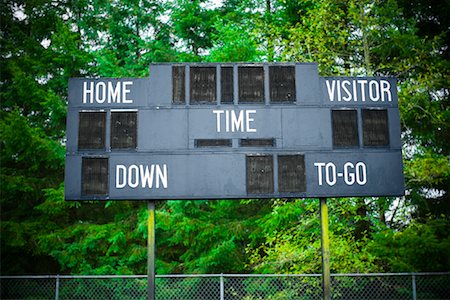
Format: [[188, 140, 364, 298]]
[[65, 63, 404, 201]]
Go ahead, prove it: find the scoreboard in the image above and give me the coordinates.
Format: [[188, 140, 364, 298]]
[[65, 63, 404, 200]]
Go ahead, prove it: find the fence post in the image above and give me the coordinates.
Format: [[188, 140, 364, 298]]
[[55, 275, 60, 300], [220, 274, 224, 300], [411, 274, 417, 300]]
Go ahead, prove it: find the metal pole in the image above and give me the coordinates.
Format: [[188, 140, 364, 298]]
[[412, 274, 417, 300], [320, 198, 331, 300], [220, 274, 224, 300], [55, 274, 60, 300], [148, 201, 156, 300]]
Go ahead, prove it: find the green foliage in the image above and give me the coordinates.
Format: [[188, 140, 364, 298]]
[[246, 199, 381, 274], [369, 219, 450, 272], [156, 200, 271, 274]]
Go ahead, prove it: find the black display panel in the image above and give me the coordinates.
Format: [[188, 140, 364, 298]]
[[111, 111, 137, 149], [172, 66, 185, 104], [78, 112, 106, 150], [332, 110, 359, 148], [190, 67, 216, 104], [240, 139, 275, 147], [246, 155, 274, 194], [239, 67, 264, 103], [363, 109, 389, 147], [269, 66, 296, 103], [221, 67, 233, 103], [278, 155, 306, 193], [81, 157, 108, 196], [195, 139, 232, 148]]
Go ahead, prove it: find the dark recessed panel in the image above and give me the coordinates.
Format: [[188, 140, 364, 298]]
[[269, 66, 296, 103], [111, 112, 137, 149], [246, 155, 274, 194], [190, 67, 216, 104], [195, 139, 232, 147], [278, 155, 306, 193], [221, 67, 234, 103], [240, 139, 275, 147], [82, 157, 108, 196], [332, 110, 359, 148], [172, 66, 185, 104], [78, 112, 106, 150], [239, 67, 264, 103], [363, 109, 389, 147]]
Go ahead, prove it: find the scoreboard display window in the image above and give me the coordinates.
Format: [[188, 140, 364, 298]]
[[246, 155, 274, 194], [363, 109, 389, 147], [239, 66, 264, 103], [82, 157, 108, 196], [221, 66, 234, 103], [332, 110, 359, 148], [269, 66, 296, 103], [78, 111, 106, 150], [278, 155, 306, 193], [111, 111, 137, 150], [190, 67, 216, 104], [66, 63, 404, 200], [195, 139, 232, 148], [172, 66, 185, 104]]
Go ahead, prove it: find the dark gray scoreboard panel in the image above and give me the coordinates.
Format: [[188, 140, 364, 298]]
[[65, 63, 404, 200]]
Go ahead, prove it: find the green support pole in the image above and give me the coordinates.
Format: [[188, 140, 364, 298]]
[[320, 198, 331, 300], [148, 201, 156, 300]]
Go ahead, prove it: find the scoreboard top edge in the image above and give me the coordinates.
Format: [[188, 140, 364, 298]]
[[68, 63, 398, 109]]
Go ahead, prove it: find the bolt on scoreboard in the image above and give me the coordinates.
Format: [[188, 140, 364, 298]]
[[65, 63, 404, 200]]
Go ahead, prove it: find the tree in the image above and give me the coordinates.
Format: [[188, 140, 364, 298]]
[[1, 0, 448, 276], [0, 0, 87, 273]]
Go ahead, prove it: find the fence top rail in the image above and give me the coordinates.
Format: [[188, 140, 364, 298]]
[[1, 272, 449, 279]]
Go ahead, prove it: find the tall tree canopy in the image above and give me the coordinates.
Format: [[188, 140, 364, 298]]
[[1, 0, 449, 275]]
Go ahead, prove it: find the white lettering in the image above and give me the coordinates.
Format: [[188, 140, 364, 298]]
[[358, 80, 368, 102], [122, 81, 133, 103], [246, 110, 257, 133], [139, 165, 155, 188], [342, 80, 352, 101], [82, 81, 134, 104], [326, 80, 336, 101], [343, 162, 355, 185], [213, 110, 224, 132], [116, 165, 127, 189], [369, 81, 380, 101], [115, 163, 168, 189], [83, 82, 94, 104], [356, 162, 367, 185], [380, 80, 392, 102], [95, 82, 106, 103], [128, 165, 139, 188], [213, 110, 257, 133], [314, 162, 326, 186], [337, 80, 341, 101], [107, 81, 121, 103], [315, 161, 367, 186], [325, 162, 337, 186], [231, 110, 244, 132], [156, 164, 168, 189], [326, 79, 393, 103]]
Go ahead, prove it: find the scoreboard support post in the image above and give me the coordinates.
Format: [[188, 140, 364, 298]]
[[147, 200, 156, 300], [320, 198, 331, 300]]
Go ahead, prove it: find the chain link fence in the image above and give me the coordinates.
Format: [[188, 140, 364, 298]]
[[1, 273, 449, 300]]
